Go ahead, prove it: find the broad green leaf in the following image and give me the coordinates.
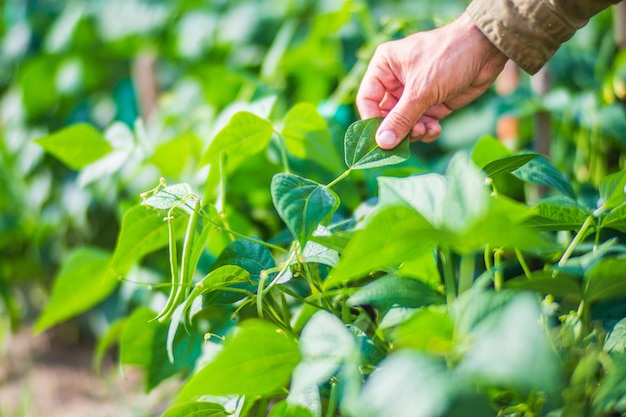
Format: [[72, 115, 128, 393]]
[[178, 320, 300, 399], [162, 402, 229, 417], [347, 274, 443, 310], [605, 318, 626, 353], [584, 258, 626, 304], [94, 318, 127, 375], [268, 401, 315, 417], [482, 152, 541, 177], [599, 169, 626, 211], [344, 117, 409, 170], [293, 311, 357, 389], [301, 226, 339, 266], [443, 153, 490, 233], [471, 136, 511, 168], [505, 271, 583, 304], [512, 156, 576, 198], [200, 111, 274, 170], [457, 294, 560, 392], [602, 203, 626, 232], [121, 307, 201, 391], [271, 173, 339, 245], [349, 352, 452, 417], [34, 123, 112, 170], [147, 132, 202, 178], [110, 205, 187, 277], [34, 247, 114, 333], [525, 196, 591, 231], [282, 103, 343, 173], [308, 230, 353, 252], [378, 174, 447, 227], [143, 183, 193, 210], [389, 307, 454, 354], [557, 238, 618, 277], [325, 206, 443, 289], [203, 239, 275, 305]]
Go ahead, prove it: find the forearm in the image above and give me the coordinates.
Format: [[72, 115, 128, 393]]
[[467, 0, 621, 74]]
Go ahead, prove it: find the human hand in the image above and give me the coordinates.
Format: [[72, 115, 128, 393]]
[[356, 12, 508, 149]]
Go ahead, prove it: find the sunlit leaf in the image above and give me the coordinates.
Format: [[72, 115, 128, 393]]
[[378, 174, 447, 227], [35, 123, 112, 170], [271, 173, 339, 245], [602, 203, 626, 232], [34, 247, 114, 333], [120, 307, 201, 391], [325, 206, 442, 289], [110, 205, 187, 277], [584, 258, 626, 304], [200, 111, 274, 170], [505, 271, 583, 304], [389, 307, 453, 354], [599, 169, 626, 211], [605, 318, 626, 353], [344, 117, 409, 170], [178, 320, 300, 399], [283, 103, 343, 173], [347, 274, 443, 310], [162, 402, 229, 417], [512, 156, 575, 198], [349, 351, 452, 417], [143, 183, 193, 210], [482, 152, 541, 177], [471, 136, 511, 168], [268, 401, 315, 417], [525, 196, 591, 231]]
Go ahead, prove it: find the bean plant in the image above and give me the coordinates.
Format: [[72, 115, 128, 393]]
[[34, 104, 626, 417]]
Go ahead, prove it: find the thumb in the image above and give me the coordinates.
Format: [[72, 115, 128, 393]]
[[376, 95, 427, 149]]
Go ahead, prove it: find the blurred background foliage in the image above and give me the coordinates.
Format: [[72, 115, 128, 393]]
[[0, 0, 624, 349]]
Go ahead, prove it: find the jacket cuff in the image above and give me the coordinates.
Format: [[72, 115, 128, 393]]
[[466, 0, 577, 74]]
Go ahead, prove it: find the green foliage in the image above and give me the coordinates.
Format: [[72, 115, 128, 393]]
[[6, 2, 626, 417]]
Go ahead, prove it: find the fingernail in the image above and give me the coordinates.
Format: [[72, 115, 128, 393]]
[[377, 130, 397, 147]]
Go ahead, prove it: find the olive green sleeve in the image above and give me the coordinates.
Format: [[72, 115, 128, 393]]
[[466, 0, 621, 74]]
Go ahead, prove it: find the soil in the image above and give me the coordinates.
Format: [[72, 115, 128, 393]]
[[0, 325, 177, 417]]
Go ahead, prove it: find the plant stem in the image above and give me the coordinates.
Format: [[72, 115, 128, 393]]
[[326, 379, 339, 417], [558, 215, 594, 267], [275, 131, 291, 174], [515, 248, 532, 280], [327, 168, 352, 189], [494, 249, 503, 291], [440, 247, 456, 306]]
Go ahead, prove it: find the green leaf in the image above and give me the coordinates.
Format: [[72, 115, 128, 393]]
[[308, 230, 353, 253], [347, 274, 443, 310], [602, 203, 626, 232], [325, 206, 442, 289], [505, 271, 583, 304], [344, 117, 409, 170], [377, 174, 447, 227], [34, 247, 114, 333], [147, 132, 202, 178], [457, 294, 560, 392], [121, 307, 201, 391], [389, 307, 454, 354], [605, 318, 626, 353], [162, 402, 229, 417], [268, 401, 315, 417], [143, 183, 193, 210], [202, 239, 274, 306], [349, 352, 452, 417], [471, 136, 511, 168], [525, 196, 591, 231], [512, 156, 576, 198], [283, 103, 343, 173], [94, 318, 127, 375], [584, 258, 626, 304], [599, 169, 626, 211], [271, 173, 339, 245], [482, 152, 541, 177], [34, 123, 112, 170], [200, 111, 274, 170], [178, 320, 300, 399], [110, 205, 187, 277], [593, 352, 626, 414]]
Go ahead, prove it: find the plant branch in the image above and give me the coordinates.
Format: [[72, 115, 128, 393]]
[[558, 215, 594, 267]]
